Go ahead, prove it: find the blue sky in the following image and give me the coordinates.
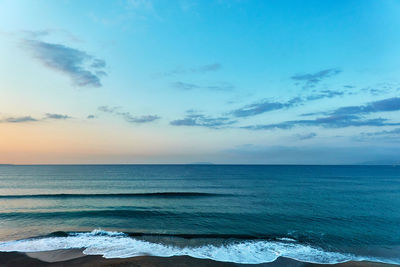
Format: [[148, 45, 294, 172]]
[[0, 0, 400, 164]]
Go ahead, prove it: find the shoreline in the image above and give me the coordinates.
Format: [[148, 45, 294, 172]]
[[0, 250, 398, 267]]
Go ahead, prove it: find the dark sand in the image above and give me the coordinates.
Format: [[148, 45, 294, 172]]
[[0, 250, 398, 267]]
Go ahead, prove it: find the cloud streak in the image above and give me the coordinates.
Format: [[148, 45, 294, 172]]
[[242, 97, 400, 130], [0, 113, 73, 123], [172, 81, 234, 91], [231, 90, 346, 118], [117, 112, 160, 123], [172, 82, 199, 90], [331, 97, 400, 116], [296, 132, 317, 140], [231, 97, 303, 117], [45, 113, 70, 120], [362, 128, 400, 137], [22, 29, 82, 43], [1, 116, 38, 123], [243, 115, 400, 130], [98, 106, 120, 113], [291, 68, 341, 89], [170, 113, 236, 129], [98, 106, 160, 124], [164, 63, 221, 76], [355, 128, 400, 143], [305, 90, 345, 101], [23, 40, 107, 87]]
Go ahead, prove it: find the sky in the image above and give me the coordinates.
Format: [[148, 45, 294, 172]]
[[1, 0, 400, 164]]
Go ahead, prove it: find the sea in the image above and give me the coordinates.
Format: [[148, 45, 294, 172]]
[[0, 164, 399, 264]]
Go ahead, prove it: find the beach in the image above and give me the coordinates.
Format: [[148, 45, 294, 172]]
[[1, 250, 398, 267]]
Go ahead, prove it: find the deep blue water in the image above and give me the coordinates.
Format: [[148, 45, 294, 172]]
[[0, 165, 399, 264]]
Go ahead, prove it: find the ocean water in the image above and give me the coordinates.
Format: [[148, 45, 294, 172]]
[[0, 165, 399, 264]]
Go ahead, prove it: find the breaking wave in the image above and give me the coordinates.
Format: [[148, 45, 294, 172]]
[[0, 229, 397, 264]]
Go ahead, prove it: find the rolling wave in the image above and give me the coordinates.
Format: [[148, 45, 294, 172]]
[[46, 230, 276, 240], [0, 192, 226, 199], [0, 209, 176, 219]]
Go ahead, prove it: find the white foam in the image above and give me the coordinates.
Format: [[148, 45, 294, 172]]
[[0, 230, 394, 264]]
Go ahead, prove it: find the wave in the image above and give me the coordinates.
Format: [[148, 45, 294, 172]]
[[0, 229, 397, 265], [0, 192, 226, 199], [0, 209, 191, 220], [46, 230, 278, 240], [0, 209, 265, 221]]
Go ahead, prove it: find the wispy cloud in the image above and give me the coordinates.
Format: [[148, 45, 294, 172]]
[[172, 82, 199, 90], [22, 29, 82, 43], [164, 63, 221, 76], [45, 113, 70, 120], [1, 113, 73, 123], [231, 97, 302, 117], [295, 132, 317, 140], [23, 40, 107, 87], [90, 59, 106, 69], [1, 116, 38, 123], [291, 68, 341, 89], [305, 90, 345, 101], [243, 96, 400, 130], [301, 97, 400, 118], [98, 106, 120, 113], [22, 30, 50, 39], [346, 82, 398, 97], [360, 87, 388, 96], [362, 128, 400, 137], [331, 97, 400, 116], [117, 112, 160, 123], [231, 89, 347, 118], [243, 115, 400, 130], [170, 113, 236, 129], [98, 106, 160, 124], [354, 128, 400, 143], [172, 81, 234, 91]]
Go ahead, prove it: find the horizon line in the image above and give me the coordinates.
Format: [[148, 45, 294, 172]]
[[1, 163, 399, 166]]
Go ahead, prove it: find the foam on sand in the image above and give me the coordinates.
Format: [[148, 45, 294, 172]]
[[25, 249, 86, 262]]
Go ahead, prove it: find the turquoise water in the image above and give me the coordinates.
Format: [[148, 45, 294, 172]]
[[0, 165, 399, 264]]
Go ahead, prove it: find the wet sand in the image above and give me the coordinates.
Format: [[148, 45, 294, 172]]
[[0, 249, 398, 267]]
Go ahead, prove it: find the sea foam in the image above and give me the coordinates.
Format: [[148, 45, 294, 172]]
[[0, 229, 372, 264]]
